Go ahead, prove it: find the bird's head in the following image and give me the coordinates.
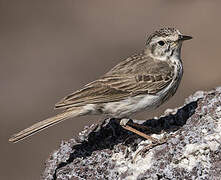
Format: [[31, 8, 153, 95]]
[[145, 27, 192, 61]]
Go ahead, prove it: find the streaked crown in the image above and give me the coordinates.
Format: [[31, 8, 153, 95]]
[[147, 27, 179, 44], [145, 27, 192, 60]]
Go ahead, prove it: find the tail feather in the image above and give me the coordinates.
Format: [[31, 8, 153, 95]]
[[9, 110, 80, 143]]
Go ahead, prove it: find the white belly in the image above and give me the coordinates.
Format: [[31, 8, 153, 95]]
[[102, 73, 182, 118], [102, 94, 161, 118], [83, 79, 181, 118]]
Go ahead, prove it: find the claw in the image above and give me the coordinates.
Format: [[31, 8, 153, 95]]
[[132, 136, 169, 163]]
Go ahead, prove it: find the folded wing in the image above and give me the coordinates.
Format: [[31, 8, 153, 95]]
[[55, 54, 174, 109]]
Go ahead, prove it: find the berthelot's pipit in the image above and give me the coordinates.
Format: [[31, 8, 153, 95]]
[[9, 27, 192, 143]]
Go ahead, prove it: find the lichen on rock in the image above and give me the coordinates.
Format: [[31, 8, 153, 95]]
[[42, 87, 221, 180]]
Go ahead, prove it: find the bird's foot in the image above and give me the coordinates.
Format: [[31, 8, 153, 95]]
[[132, 135, 168, 163], [119, 118, 158, 143]]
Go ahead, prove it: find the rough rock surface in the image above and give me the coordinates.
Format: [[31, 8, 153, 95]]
[[42, 87, 221, 180]]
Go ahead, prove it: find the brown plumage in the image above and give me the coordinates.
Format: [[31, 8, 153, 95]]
[[55, 53, 174, 109], [9, 27, 192, 143]]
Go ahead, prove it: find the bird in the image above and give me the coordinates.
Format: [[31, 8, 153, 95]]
[[9, 27, 192, 143]]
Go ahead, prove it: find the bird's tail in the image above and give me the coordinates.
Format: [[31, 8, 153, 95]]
[[9, 109, 83, 143]]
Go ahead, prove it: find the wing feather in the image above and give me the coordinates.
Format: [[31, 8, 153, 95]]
[[55, 54, 174, 109]]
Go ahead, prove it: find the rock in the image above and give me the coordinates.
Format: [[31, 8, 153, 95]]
[[42, 87, 221, 180]]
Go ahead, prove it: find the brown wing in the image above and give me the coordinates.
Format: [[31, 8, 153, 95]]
[[55, 53, 174, 109]]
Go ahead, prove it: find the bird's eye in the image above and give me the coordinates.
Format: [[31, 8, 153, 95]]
[[158, 41, 165, 46]]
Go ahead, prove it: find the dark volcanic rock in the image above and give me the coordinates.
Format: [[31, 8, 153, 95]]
[[42, 87, 221, 180]]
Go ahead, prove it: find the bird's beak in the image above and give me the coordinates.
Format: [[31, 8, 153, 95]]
[[179, 35, 193, 41]]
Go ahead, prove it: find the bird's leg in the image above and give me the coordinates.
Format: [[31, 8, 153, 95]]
[[119, 118, 158, 143], [126, 121, 150, 131]]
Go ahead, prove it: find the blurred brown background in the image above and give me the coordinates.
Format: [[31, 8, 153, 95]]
[[1, 0, 221, 179]]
